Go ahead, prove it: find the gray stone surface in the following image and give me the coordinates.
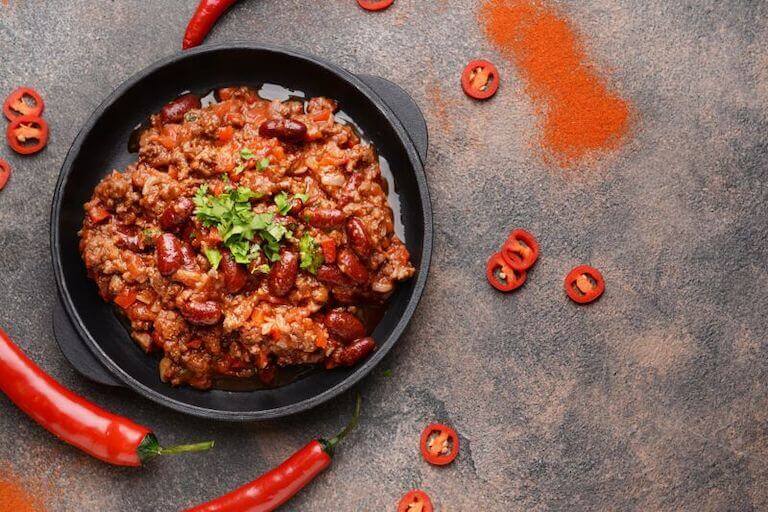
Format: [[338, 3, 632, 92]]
[[1, 0, 767, 510]]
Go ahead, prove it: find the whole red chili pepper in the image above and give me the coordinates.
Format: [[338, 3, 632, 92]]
[[0, 328, 214, 466], [183, 0, 239, 49], [185, 395, 361, 512]]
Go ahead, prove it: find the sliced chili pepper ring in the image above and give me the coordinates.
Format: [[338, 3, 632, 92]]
[[486, 252, 526, 292], [564, 265, 605, 304], [420, 423, 459, 466], [7, 115, 49, 155], [357, 0, 395, 11], [461, 59, 500, 100], [0, 159, 10, 191], [501, 228, 539, 271], [397, 489, 434, 512], [3, 87, 45, 121]]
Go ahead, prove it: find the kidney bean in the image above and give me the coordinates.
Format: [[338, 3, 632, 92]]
[[316, 265, 351, 286], [115, 226, 144, 252], [220, 251, 248, 293], [181, 300, 222, 326], [156, 233, 183, 276], [337, 337, 376, 366], [337, 248, 369, 284], [268, 251, 299, 297], [179, 241, 197, 269], [160, 93, 201, 124], [345, 217, 372, 257], [159, 197, 195, 232], [303, 208, 345, 229], [325, 309, 366, 342], [258, 118, 307, 143]]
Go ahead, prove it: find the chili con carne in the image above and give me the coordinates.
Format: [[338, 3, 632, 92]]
[[501, 229, 539, 271], [0, 328, 214, 466], [564, 265, 605, 304], [420, 423, 459, 466], [183, 0, 239, 49], [397, 490, 434, 512], [0, 159, 10, 191], [461, 60, 500, 100], [357, 0, 395, 11], [185, 394, 361, 512], [486, 252, 526, 292], [6, 115, 49, 155], [3, 87, 44, 121]]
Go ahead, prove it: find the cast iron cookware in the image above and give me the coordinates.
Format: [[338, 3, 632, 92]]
[[51, 44, 432, 421]]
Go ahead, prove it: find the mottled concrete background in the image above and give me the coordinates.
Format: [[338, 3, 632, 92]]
[[1, 1, 767, 510]]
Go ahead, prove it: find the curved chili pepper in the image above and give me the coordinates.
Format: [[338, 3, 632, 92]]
[[0, 328, 213, 466], [3, 87, 45, 121], [185, 395, 361, 512], [420, 423, 459, 466], [183, 0, 239, 49], [0, 159, 10, 191]]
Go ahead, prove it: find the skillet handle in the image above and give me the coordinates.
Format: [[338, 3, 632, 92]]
[[357, 74, 429, 164], [53, 299, 122, 387]]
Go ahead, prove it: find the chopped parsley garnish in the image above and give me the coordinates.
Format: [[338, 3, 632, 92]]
[[193, 184, 290, 265], [203, 247, 222, 270], [298, 234, 323, 274], [142, 228, 160, 243], [274, 192, 292, 215], [274, 191, 310, 216], [252, 263, 270, 274], [235, 150, 270, 174]]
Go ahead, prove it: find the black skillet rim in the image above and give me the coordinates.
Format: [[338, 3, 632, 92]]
[[50, 43, 433, 420]]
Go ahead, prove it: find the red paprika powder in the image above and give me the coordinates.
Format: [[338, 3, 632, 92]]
[[479, 0, 632, 167]]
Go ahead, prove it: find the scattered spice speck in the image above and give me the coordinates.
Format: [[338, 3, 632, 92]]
[[0, 466, 47, 512]]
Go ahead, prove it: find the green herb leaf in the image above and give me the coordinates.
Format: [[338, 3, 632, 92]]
[[299, 234, 324, 274], [258, 157, 270, 170], [240, 148, 256, 160], [252, 263, 270, 274], [274, 192, 291, 216], [193, 185, 289, 266], [203, 247, 222, 270], [234, 163, 246, 175]]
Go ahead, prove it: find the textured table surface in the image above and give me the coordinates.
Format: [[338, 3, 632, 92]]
[[1, 1, 767, 510]]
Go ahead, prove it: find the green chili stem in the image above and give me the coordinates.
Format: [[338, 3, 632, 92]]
[[137, 433, 215, 463], [322, 393, 362, 456], [158, 440, 216, 456]]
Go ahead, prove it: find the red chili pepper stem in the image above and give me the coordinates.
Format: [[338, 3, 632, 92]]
[[137, 434, 215, 463], [319, 393, 361, 456]]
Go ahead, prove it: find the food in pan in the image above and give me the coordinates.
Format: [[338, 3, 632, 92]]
[[79, 86, 415, 389]]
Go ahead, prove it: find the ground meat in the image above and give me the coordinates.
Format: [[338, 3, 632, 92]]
[[79, 86, 415, 389]]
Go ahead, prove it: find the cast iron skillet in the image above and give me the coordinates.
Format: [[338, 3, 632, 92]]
[[50, 44, 432, 421]]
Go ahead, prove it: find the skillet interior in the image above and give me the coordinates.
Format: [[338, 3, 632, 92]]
[[51, 44, 431, 420]]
